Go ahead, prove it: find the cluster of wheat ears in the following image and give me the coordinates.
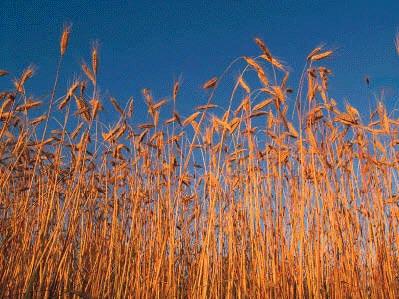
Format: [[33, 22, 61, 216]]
[[1, 25, 399, 298]]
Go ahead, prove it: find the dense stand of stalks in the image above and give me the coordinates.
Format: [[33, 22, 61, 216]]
[[1, 29, 399, 298]]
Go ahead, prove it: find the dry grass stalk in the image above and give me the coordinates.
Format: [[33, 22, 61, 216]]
[[1, 30, 399, 299]]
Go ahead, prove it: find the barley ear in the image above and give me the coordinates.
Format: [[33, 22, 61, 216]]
[[60, 24, 71, 56]]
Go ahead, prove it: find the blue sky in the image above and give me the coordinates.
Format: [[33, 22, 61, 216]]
[[1, 1, 399, 121]]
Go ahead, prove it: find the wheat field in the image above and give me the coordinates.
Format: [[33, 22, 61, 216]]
[[1, 27, 399, 298]]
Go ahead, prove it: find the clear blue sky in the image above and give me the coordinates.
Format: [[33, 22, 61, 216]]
[[1, 1, 399, 120]]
